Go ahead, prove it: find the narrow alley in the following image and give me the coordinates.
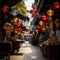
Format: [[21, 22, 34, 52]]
[[0, 0, 60, 60], [10, 41, 46, 60]]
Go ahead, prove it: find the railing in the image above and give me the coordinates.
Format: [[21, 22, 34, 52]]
[[41, 43, 60, 60]]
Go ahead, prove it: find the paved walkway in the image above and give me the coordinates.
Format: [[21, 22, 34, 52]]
[[10, 41, 46, 60]]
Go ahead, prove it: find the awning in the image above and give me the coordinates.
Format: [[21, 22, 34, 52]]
[[16, 13, 29, 21], [8, 13, 29, 21]]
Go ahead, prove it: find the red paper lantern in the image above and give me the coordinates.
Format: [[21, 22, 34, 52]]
[[42, 15, 48, 21], [36, 25, 41, 30], [53, 2, 60, 9], [1, 5, 9, 13], [16, 22, 21, 27], [30, 9, 37, 15], [18, 28, 23, 32]]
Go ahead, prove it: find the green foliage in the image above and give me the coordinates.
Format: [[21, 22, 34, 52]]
[[11, 1, 27, 16], [40, 31, 49, 43]]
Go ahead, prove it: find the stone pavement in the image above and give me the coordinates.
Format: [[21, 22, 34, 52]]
[[10, 41, 46, 60]]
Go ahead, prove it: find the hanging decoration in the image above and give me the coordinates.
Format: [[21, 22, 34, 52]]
[[11, 1, 27, 16], [13, 18, 19, 23], [53, 2, 60, 9], [36, 25, 41, 30], [16, 22, 21, 27], [47, 9, 54, 17], [18, 28, 23, 32], [39, 21, 44, 26], [1, 5, 9, 16], [1, 5, 9, 13], [30, 9, 37, 15], [42, 25, 46, 31], [42, 15, 48, 21]]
